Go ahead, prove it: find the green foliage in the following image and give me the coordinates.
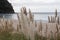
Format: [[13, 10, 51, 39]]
[[11, 33, 28, 40], [50, 37, 54, 40], [0, 31, 28, 40], [0, 30, 60, 40], [57, 34, 60, 40], [0, 31, 12, 40], [35, 33, 41, 40]]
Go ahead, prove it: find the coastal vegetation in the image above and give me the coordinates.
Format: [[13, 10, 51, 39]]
[[0, 7, 60, 40]]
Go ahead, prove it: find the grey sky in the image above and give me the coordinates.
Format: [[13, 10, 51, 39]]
[[8, 0, 60, 12]]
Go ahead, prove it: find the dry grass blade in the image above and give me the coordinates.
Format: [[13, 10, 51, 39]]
[[40, 21, 42, 31], [45, 24, 48, 40], [17, 13, 21, 29], [51, 16, 52, 23], [55, 9, 57, 18], [57, 17, 59, 24], [29, 9, 33, 22], [56, 24, 59, 33], [48, 16, 50, 23]]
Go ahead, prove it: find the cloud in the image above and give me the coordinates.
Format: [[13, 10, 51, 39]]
[[8, 0, 56, 3], [8, 0, 60, 12], [32, 0, 55, 3]]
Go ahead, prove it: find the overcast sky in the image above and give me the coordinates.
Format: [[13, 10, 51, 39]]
[[8, 0, 60, 12]]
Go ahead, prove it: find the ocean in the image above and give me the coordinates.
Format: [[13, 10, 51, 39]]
[[0, 12, 60, 22], [32, 12, 60, 21]]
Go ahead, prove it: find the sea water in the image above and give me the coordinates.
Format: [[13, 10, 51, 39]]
[[0, 12, 60, 22], [33, 12, 60, 21]]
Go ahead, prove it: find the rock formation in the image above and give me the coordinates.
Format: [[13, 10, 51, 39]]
[[0, 0, 14, 13]]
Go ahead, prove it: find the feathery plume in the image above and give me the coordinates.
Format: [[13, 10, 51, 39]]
[[21, 7, 27, 15], [39, 20, 42, 32], [17, 13, 21, 28], [46, 24, 48, 34], [45, 24, 48, 40], [48, 16, 50, 23], [56, 24, 59, 33], [29, 9, 33, 22], [51, 16, 52, 23], [57, 17, 59, 24], [55, 9, 57, 18], [35, 21, 37, 27]]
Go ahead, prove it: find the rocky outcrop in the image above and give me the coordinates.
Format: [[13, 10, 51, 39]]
[[0, 0, 14, 13]]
